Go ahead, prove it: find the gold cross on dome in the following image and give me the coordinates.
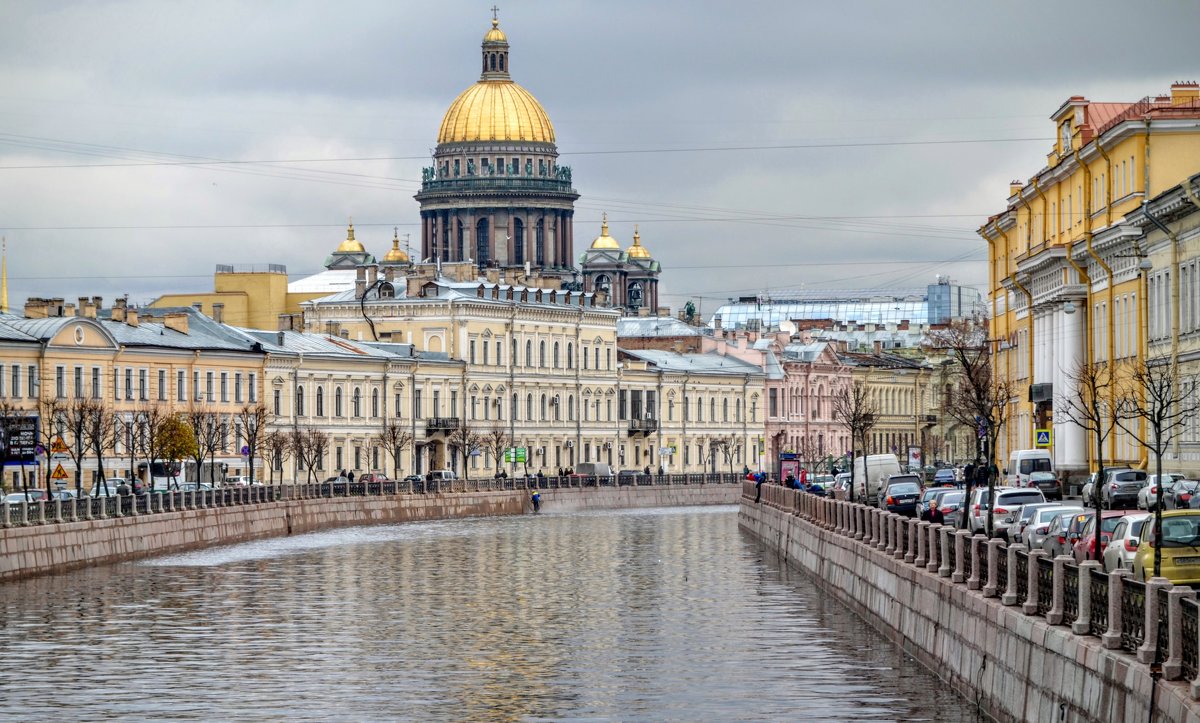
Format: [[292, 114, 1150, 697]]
[[491, 5, 499, 21]]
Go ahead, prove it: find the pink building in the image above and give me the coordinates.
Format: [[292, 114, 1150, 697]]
[[758, 338, 852, 475]]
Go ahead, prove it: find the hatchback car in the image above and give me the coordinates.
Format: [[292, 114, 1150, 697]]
[[1027, 471, 1061, 501], [1011, 502, 1064, 544], [1133, 510, 1200, 584], [1073, 510, 1137, 563], [967, 486, 1017, 534], [1140, 474, 1184, 510], [3, 490, 47, 504], [1043, 511, 1095, 558], [1103, 512, 1151, 572], [1103, 469, 1148, 509], [990, 489, 1047, 539], [880, 476, 922, 516], [1026, 506, 1083, 551], [932, 468, 958, 487]]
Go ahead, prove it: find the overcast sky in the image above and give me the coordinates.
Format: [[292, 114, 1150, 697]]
[[1, 1, 1198, 318]]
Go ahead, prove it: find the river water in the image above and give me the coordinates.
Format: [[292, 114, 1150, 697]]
[[0, 506, 980, 721]]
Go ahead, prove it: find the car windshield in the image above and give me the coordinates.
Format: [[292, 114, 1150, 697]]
[[921, 489, 942, 502], [1178, 481, 1200, 492], [940, 492, 964, 506], [1158, 516, 1200, 548], [1040, 507, 1081, 523], [1100, 517, 1126, 534], [888, 483, 920, 495], [1112, 472, 1147, 483], [997, 492, 1044, 506]]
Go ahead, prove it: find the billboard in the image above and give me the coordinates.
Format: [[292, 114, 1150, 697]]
[[0, 416, 40, 465]]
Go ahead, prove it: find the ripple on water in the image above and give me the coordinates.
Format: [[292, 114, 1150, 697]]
[[0, 506, 981, 721]]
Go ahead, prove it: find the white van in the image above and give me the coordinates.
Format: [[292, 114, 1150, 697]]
[[853, 454, 902, 504], [1006, 449, 1053, 488], [573, 463, 613, 478]]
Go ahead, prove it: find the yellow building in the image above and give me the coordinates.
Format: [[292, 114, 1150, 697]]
[[980, 82, 1200, 478]]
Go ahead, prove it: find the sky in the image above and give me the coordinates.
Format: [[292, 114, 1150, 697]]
[[1, 0, 1198, 319]]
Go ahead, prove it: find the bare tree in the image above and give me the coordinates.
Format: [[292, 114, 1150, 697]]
[[925, 314, 1014, 534], [261, 428, 290, 484], [184, 405, 222, 486], [57, 397, 95, 494], [236, 403, 269, 485], [713, 434, 744, 475], [481, 425, 512, 477], [1115, 359, 1197, 576], [1056, 361, 1118, 527], [84, 400, 118, 493], [447, 422, 483, 480], [133, 402, 170, 491], [35, 394, 66, 494], [289, 426, 328, 483], [0, 398, 28, 496], [374, 418, 414, 480], [832, 381, 879, 503]]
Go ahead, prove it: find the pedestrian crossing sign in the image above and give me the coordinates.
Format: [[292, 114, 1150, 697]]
[[1035, 429, 1052, 448]]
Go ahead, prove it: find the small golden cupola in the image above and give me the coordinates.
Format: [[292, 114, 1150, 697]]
[[336, 220, 366, 253], [589, 213, 621, 250], [626, 225, 652, 259], [382, 228, 410, 264]]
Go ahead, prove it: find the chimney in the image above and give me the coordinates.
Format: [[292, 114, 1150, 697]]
[[77, 297, 89, 316], [355, 266, 366, 299], [63, 302, 76, 318], [48, 298, 65, 317], [164, 311, 189, 335], [112, 296, 127, 323], [1009, 180, 1023, 197], [1171, 81, 1199, 106], [23, 298, 50, 319], [126, 308, 139, 327], [873, 340, 882, 354], [367, 265, 377, 285]]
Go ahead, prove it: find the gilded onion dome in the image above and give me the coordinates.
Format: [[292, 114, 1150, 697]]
[[336, 221, 365, 253], [626, 225, 652, 259], [589, 213, 621, 250], [436, 18, 556, 144], [382, 228, 409, 264]]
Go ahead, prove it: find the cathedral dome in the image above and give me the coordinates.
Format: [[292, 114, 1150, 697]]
[[589, 214, 620, 250], [483, 18, 507, 43], [437, 81, 555, 144], [336, 222, 365, 253], [382, 229, 409, 264], [626, 226, 652, 259]]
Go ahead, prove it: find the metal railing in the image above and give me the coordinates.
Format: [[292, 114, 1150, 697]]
[[1183, 598, 1199, 682], [1120, 579, 1147, 654], [1062, 564, 1080, 626], [1089, 568, 1109, 637], [1036, 556, 1054, 616], [1015, 550, 1029, 605], [995, 543, 1009, 596]]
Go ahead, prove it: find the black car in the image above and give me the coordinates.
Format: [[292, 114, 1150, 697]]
[[880, 476, 922, 517]]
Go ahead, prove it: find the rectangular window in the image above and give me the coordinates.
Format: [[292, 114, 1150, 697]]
[[414, 389, 422, 419], [112, 369, 119, 400], [433, 390, 441, 417], [90, 367, 98, 399], [451, 391, 457, 417], [769, 389, 778, 417], [395, 393, 402, 418], [10, 365, 18, 399], [139, 369, 148, 400], [177, 370, 186, 402], [234, 373, 243, 403], [631, 390, 642, 419], [274, 388, 281, 416], [56, 366, 65, 398], [74, 366, 84, 399], [220, 372, 229, 402], [249, 373, 257, 402], [206, 371, 214, 401], [158, 369, 167, 401], [470, 340, 476, 365], [193, 370, 200, 401], [619, 390, 627, 421], [496, 341, 502, 366], [124, 368, 133, 400], [28, 366, 37, 398]]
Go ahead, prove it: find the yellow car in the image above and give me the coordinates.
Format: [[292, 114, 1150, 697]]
[[1132, 510, 1200, 584]]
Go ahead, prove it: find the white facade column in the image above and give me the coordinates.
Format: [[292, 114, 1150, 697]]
[[1056, 302, 1087, 471]]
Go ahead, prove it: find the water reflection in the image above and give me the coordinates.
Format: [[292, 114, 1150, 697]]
[[0, 507, 980, 721]]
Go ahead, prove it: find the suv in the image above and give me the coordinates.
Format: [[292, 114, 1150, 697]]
[[991, 489, 1048, 539], [1102, 469, 1147, 509], [879, 474, 922, 516], [427, 470, 457, 482], [967, 486, 1015, 534]]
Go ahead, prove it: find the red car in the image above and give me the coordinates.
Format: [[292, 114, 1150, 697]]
[[358, 472, 390, 484], [1072, 509, 1137, 563]]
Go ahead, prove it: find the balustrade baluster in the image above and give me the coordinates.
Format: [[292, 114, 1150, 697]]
[[952, 530, 969, 583], [1139, 578, 1173, 664], [1165, 588, 1196, 680], [1002, 544, 1027, 606], [925, 524, 940, 573], [1102, 569, 1130, 650]]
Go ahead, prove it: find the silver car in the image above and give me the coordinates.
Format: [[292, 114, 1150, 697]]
[[1139, 474, 1184, 510], [1103, 513, 1152, 572], [1011, 502, 1065, 544], [1037, 508, 1086, 556]]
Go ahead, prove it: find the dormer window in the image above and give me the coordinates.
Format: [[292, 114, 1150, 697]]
[[1060, 121, 1071, 151]]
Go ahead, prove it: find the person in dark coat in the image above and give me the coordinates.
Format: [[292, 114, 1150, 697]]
[[754, 475, 765, 503], [347, 470, 355, 483], [929, 502, 945, 525]]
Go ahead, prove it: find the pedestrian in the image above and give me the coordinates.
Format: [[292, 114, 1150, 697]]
[[557, 467, 564, 477], [657, 466, 664, 476], [785, 472, 796, 489], [347, 470, 355, 483], [531, 490, 541, 512], [929, 501, 945, 525], [964, 463, 975, 485], [643, 465, 650, 475], [754, 474, 765, 503], [799, 468, 808, 487]]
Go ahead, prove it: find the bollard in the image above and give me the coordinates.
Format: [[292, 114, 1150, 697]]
[[952, 530, 970, 583], [967, 534, 987, 590], [915, 521, 929, 567], [878, 511, 891, 552], [1138, 577, 1173, 664], [1102, 569, 1131, 650], [894, 517, 908, 560], [905, 518, 918, 563], [1072, 560, 1102, 634], [1047, 555, 1073, 624], [925, 523, 941, 573], [97, 496, 106, 520], [1022, 549, 1047, 615], [1165, 587, 1196, 680], [937, 527, 953, 577], [853, 506, 864, 540], [1002, 543, 1027, 606], [983, 539, 1005, 597]]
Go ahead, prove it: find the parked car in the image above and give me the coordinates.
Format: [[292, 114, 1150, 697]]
[[90, 479, 129, 496], [1043, 511, 1095, 558], [1171, 480, 1200, 510], [1133, 510, 1200, 584], [932, 468, 958, 487], [323, 475, 349, 484], [918, 488, 954, 520], [1103, 512, 1152, 572], [1027, 472, 1061, 501], [879, 475, 922, 516], [4, 490, 47, 504], [1140, 474, 1185, 510], [991, 489, 1048, 539], [51, 489, 78, 501], [938, 491, 966, 527], [1010, 502, 1064, 544], [359, 472, 390, 484], [224, 476, 252, 487], [1026, 506, 1084, 551], [178, 482, 214, 492], [967, 486, 1013, 534], [1073, 509, 1138, 563], [1101, 469, 1147, 509], [403, 474, 423, 484], [832, 473, 852, 500]]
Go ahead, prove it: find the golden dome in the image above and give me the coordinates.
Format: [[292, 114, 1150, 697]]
[[437, 80, 555, 144], [627, 226, 652, 259], [483, 18, 507, 43], [336, 221, 365, 253], [382, 228, 409, 264], [590, 213, 621, 250]]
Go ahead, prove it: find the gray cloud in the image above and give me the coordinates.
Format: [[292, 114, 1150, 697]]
[[1, 0, 1198, 314]]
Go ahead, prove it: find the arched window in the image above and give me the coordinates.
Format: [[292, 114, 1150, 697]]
[[539, 341, 547, 367], [296, 386, 305, 416], [525, 340, 533, 367], [553, 342, 560, 368], [499, 54, 505, 71], [540, 394, 548, 420], [527, 393, 534, 420], [372, 389, 379, 417], [567, 343, 574, 369], [535, 219, 545, 265], [513, 217, 525, 266], [594, 347, 600, 369], [335, 388, 343, 417], [489, 53, 496, 71], [316, 387, 324, 416], [353, 388, 361, 417], [512, 392, 518, 421], [723, 398, 729, 422], [476, 218, 490, 264], [567, 395, 574, 421], [710, 397, 716, 421], [554, 397, 561, 421], [697, 397, 703, 422], [683, 397, 689, 421]]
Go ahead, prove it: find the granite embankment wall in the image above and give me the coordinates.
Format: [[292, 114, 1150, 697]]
[[0, 484, 737, 582], [740, 485, 1200, 723]]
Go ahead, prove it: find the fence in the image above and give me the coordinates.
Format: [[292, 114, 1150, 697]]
[[1, 473, 745, 529], [745, 480, 1200, 693]]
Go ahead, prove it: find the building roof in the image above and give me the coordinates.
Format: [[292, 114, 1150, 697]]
[[617, 316, 702, 338], [288, 269, 357, 294], [620, 348, 764, 377]]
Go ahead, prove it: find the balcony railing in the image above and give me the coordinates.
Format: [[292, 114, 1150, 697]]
[[425, 417, 460, 434], [418, 177, 576, 195], [628, 418, 659, 434]]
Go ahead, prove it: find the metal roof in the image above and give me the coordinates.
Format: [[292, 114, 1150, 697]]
[[620, 348, 764, 377], [617, 317, 702, 338]]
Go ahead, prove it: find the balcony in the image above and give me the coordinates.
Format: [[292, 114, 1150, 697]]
[[425, 417, 460, 434], [628, 418, 659, 434]]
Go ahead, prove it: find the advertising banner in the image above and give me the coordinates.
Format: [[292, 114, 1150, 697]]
[[0, 416, 39, 465]]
